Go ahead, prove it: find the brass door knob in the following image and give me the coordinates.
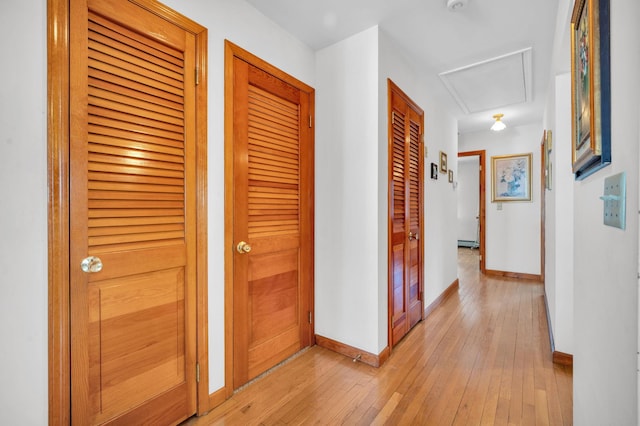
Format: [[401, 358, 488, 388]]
[[236, 241, 252, 254], [80, 256, 103, 273]]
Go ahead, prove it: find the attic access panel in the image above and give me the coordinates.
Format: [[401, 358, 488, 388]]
[[439, 48, 532, 114]]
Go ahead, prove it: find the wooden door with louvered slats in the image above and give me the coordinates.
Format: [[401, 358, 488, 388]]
[[230, 49, 314, 388], [388, 80, 424, 348], [69, 0, 200, 423]]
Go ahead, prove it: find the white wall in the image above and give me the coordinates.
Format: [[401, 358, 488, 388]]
[[315, 27, 382, 354], [159, 0, 316, 393], [457, 157, 480, 243], [571, 0, 640, 422], [0, 0, 48, 424], [314, 26, 460, 354], [459, 124, 542, 276], [379, 30, 459, 309], [544, 72, 574, 355]]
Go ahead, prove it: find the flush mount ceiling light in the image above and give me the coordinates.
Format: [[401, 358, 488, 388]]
[[491, 113, 506, 131], [447, 0, 468, 11]]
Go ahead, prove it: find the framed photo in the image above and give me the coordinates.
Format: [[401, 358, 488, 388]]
[[544, 130, 553, 190], [491, 153, 532, 202], [448, 170, 453, 183], [570, 0, 611, 179], [430, 163, 438, 179], [439, 151, 447, 173]]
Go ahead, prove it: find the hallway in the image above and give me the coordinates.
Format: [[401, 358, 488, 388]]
[[185, 249, 572, 425]]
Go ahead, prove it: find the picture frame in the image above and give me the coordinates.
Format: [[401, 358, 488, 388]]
[[544, 130, 553, 190], [439, 151, 447, 173], [430, 163, 438, 179], [448, 170, 453, 183], [491, 153, 532, 202], [570, 0, 611, 179]]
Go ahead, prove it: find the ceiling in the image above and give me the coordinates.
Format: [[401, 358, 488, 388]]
[[245, 0, 560, 133]]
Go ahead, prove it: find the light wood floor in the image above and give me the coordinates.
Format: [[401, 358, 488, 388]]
[[185, 248, 572, 425]]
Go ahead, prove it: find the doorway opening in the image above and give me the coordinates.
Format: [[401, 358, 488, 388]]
[[457, 150, 486, 274]]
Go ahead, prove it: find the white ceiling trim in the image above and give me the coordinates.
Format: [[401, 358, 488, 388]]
[[438, 47, 533, 115]]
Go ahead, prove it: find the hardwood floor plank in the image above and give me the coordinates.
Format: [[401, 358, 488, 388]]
[[183, 248, 572, 425], [370, 391, 402, 425]]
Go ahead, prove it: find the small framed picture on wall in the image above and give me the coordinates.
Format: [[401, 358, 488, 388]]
[[430, 163, 438, 179], [439, 151, 448, 173]]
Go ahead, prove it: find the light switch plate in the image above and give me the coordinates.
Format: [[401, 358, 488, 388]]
[[602, 172, 626, 230]]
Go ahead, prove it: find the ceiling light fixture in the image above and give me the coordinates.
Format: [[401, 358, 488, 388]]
[[447, 0, 468, 11], [491, 113, 506, 131]]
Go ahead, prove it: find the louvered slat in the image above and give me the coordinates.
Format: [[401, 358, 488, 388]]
[[89, 134, 184, 156], [88, 144, 184, 165], [89, 152, 184, 172], [88, 104, 184, 133], [247, 85, 300, 239], [88, 14, 184, 67], [90, 76, 183, 116], [89, 181, 184, 194], [87, 12, 185, 253], [88, 124, 183, 149]]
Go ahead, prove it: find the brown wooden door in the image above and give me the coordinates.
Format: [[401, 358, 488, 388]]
[[69, 0, 199, 423], [229, 48, 314, 388], [388, 80, 424, 348]]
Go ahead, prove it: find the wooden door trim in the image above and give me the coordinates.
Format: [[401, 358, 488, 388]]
[[386, 79, 425, 352], [458, 150, 486, 274], [540, 134, 546, 282], [47, 1, 209, 422], [224, 40, 315, 396]]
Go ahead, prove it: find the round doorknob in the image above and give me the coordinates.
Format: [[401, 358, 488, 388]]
[[236, 241, 252, 254], [81, 256, 103, 273]]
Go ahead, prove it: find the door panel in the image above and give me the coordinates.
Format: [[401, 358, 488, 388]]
[[407, 118, 423, 328], [70, 0, 197, 423], [231, 54, 314, 388], [388, 80, 424, 348], [391, 108, 408, 343]]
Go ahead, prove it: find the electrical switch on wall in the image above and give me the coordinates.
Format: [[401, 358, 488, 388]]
[[600, 172, 626, 230]]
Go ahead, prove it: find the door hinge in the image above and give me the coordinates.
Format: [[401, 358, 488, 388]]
[[309, 115, 312, 128], [308, 311, 313, 324], [196, 362, 200, 383], [195, 67, 200, 86]]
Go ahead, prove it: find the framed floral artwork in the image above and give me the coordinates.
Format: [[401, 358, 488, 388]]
[[491, 153, 532, 202], [570, 0, 611, 179]]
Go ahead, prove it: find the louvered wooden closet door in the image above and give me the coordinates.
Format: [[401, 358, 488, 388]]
[[389, 81, 424, 347], [391, 107, 409, 346], [69, 0, 197, 423], [232, 57, 313, 387]]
